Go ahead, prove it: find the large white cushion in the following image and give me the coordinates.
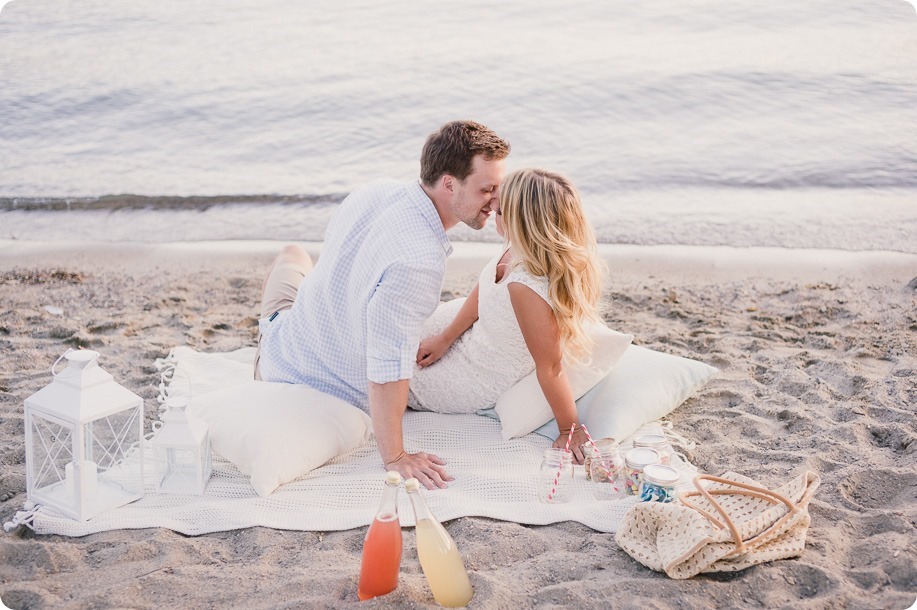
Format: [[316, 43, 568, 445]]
[[533, 345, 719, 441], [494, 323, 633, 440], [189, 381, 373, 497]]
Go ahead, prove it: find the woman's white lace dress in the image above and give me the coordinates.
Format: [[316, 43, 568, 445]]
[[408, 249, 552, 413]]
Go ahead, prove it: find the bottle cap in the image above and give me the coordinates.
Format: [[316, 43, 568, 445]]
[[633, 434, 668, 449], [404, 477, 420, 492], [385, 471, 402, 485], [642, 464, 680, 486], [625, 448, 660, 469]]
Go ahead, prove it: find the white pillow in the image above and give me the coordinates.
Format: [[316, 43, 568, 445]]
[[189, 381, 373, 497], [494, 323, 634, 440], [533, 345, 719, 442]]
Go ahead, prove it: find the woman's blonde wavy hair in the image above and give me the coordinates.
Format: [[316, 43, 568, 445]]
[[499, 168, 603, 363]]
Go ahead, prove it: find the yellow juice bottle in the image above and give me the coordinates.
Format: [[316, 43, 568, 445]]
[[405, 478, 473, 607]]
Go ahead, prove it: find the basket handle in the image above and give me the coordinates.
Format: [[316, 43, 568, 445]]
[[679, 473, 817, 555]]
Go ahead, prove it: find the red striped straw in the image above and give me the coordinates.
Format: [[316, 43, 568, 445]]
[[547, 423, 576, 502], [581, 424, 621, 493]]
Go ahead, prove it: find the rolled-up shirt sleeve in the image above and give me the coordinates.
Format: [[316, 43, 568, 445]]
[[365, 259, 443, 384]]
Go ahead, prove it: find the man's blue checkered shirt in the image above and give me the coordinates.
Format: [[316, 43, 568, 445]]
[[258, 179, 452, 411]]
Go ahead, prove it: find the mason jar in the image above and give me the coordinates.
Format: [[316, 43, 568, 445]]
[[633, 433, 674, 465], [638, 464, 680, 503], [623, 448, 660, 495], [588, 441, 625, 500], [538, 448, 574, 504], [582, 437, 618, 481]]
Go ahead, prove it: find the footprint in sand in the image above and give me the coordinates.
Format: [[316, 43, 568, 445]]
[[0, 590, 46, 609], [838, 469, 917, 510], [867, 423, 916, 455], [86, 321, 126, 335], [64, 333, 107, 348], [228, 277, 254, 290], [777, 563, 834, 600], [239, 316, 259, 328], [699, 387, 745, 408]]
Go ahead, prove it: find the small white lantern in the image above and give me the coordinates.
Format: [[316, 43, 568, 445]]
[[150, 396, 212, 495], [24, 350, 145, 521]]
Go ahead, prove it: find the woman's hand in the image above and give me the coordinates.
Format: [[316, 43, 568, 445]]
[[416, 333, 454, 368], [553, 426, 589, 464]]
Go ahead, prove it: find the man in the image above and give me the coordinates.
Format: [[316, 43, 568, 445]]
[[255, 120, 510, 490]]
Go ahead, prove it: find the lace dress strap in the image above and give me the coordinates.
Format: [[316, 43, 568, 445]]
[[504, 268, 552, 307]]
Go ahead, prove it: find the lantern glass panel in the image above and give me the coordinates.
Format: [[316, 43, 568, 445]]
[[85, 406, 144, 498], [27, 411, 78, 511], [155, 445, 204, 495]]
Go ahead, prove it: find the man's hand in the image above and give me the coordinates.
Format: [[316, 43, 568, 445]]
[[416, 333, 453, 368], [386, 451, 453, 490], [369, 379, 453, 490]]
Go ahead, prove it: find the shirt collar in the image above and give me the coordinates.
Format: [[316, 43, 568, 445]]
[[411, 179, 453, 256]]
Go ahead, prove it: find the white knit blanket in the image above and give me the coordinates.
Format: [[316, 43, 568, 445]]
[[10, 347, 698, 537]]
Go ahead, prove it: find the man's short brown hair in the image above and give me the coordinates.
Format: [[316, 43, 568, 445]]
[[420, 120, 510, 187]]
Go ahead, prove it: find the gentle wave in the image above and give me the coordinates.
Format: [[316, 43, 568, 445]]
[[1, 0, 915, 252], [0, 194, 345, 212]]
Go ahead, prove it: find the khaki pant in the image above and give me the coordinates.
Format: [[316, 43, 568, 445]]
[[253, 261, 310, 380]]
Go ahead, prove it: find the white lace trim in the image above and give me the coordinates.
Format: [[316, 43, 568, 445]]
[[409, 252, 552, 413]]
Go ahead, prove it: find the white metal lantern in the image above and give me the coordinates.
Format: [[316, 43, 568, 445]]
[[24, 350, 145, 521], [150, 396, 212, 495]]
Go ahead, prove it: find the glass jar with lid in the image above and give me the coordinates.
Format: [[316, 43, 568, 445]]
[[638, 464, 680, 503], [623, 448, 660, 495], [633, 433, 674, 465]]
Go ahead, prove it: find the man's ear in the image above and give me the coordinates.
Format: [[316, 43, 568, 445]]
[[441, 174, 456, 194]]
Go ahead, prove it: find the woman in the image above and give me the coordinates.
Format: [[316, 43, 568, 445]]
[[408, 168, 603, 462]]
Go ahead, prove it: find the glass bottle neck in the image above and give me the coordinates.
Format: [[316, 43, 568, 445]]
[[406, 489, 435, 523], [376, 481, 400, 521]]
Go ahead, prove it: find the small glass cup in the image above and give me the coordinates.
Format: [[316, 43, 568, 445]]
[[538, 448, 574, 504]]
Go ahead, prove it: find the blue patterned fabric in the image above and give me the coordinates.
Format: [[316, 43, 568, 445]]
[[258, 179, 452, 410]]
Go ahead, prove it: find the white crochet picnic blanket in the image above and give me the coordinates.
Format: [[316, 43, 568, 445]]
[[9, 347, 699, 537]]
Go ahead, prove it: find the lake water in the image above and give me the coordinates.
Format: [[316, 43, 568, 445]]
[[1, 0, 915, 251]]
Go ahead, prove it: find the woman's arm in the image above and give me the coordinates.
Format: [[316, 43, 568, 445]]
[[416, 283, 480, 368], [509, 282, 588, 463]]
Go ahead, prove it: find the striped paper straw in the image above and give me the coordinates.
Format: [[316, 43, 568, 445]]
[[547, 423, 576, 502], [581, 424, 621, 493]]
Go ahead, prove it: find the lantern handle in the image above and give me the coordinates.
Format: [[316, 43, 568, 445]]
[[51, 348, 74, 377], [159, 364, 193, 404]]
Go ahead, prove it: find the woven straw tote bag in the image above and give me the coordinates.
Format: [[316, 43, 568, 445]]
[[615, 470, 820, 579]]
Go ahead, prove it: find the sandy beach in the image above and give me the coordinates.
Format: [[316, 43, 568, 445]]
[[0, 239, 914, 609]]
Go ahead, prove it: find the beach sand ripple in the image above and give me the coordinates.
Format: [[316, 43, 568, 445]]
[[0, 243, 914, 609]]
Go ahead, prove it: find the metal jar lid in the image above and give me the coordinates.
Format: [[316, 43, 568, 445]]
[[642, 464, 680, 486], [624, 448, 659, 469], [633, 434, 668, 449]]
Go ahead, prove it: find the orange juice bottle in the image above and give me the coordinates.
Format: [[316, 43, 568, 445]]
[[404, 478, 474, 607], [357, 471, 403, 601]]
